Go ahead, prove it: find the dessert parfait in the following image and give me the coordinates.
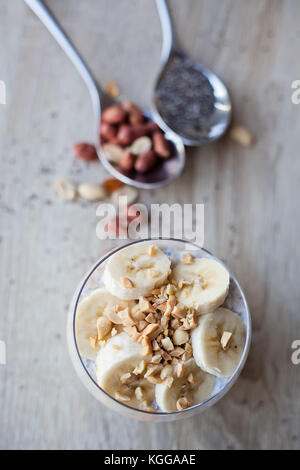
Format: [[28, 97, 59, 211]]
[[73, 240, 249, 415]]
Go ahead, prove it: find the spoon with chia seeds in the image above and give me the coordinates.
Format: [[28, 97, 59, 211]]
[[152, 0, 232, 146]]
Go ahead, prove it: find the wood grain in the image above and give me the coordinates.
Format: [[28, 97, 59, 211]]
[[0, 0, 300, 449]]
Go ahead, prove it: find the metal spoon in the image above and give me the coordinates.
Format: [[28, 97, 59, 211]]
[[152, 0, 232, 146], [24, 0, 185, 189]]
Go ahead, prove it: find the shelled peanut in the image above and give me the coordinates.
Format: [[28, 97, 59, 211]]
[[100, 101, 174, 175]]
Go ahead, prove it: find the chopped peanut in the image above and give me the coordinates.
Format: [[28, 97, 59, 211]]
[[144, 364, 162, 378], [131, 305, 146, 322], [160, 315, 169, 329], [123, 326, 140, 342], [229, 124, 254, 147], [138, 296, 155, 313], [170, 347, 185, 357], [135, 386, 144, 400], [89, 336, 98, 349], [142, 323, 160, 340], [182, 343, 193, 361], [133, 360, 146, 375], [181, 310, 198, 330], [119, 307, 135, 326], [120, 277, 135, 288], [182, 253, 194, 265], [176, 397, 191, 410], [171, 318, 180, 329], [161, 337, 174, 351], [176, 362, 184, 377], [166, 284, 176, 295], [141, 336, 152, 356], [160, 364, 173, 380], [178, 279, 192, 289], [149, 269, 161, 278], [162, 351, 172, 362], [221, 331, 232, 350], [106, 308, 124, 324], [147, 376, 162, 385], [106, 80, 120, 97], [115, 391, 131, 402], [120, 372, 131, 383], [151, 288, 161, 295], [97, 316, 112, 340], [145, 312, 156, 323], [137, 320, 148, 332], [151, 353, 162, 364], [187, 373, 194, 384], [172, 304, 186, 319], [164, 376, 174, 388], [173, 329, 189, 346], [148, 244, 157, 256]]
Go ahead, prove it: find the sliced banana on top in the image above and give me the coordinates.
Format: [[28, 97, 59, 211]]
[[103, 242, 171, 300], [191, 308, 246, 377], [75, 288, 131, 360], [96, 332, 154, 409], [155, 359, 215, 412], [173, 258, 230, 314]]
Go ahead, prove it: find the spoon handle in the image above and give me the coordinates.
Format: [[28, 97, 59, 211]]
[[24, 0, 101, 121], [155, 0, 175, 64]]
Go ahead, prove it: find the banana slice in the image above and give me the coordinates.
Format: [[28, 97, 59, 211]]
[[173, 258, 230, 314], [96, 332, 154, 409], [155, 359, 215, 412], [103, 242, 171, 300], [75, 288, 131, 360], [191, 308, 246, 377]]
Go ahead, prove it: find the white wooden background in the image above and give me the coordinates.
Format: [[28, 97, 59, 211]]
[[0, 0, 300, 450]]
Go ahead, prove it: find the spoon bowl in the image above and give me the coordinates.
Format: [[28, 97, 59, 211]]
[[153, 0, 232, 146]]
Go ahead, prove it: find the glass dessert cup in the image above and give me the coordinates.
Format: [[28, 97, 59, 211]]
[[67, 239, 251, 422]]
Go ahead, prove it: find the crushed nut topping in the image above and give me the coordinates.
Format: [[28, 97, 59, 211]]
[[176, 362, 184, 377], [161, 337, 174, 351], [97, 316, 112, 340], [120, 372, 131, 383], [148, 244, 157, 256], [182, 253, 194, 265], [142, 323, 160, 340], [173, 329, 189, 346], [164, 376, 174, 388], [133, 360, 146, 375], [141, 336, 152, 356], [120, 277, 135, 288], [89, 336, 98, 349], [115, 391, 131, 402], [160, 364, 173, 380], [187, 373, 195, 384], [135, 386, 144, 400], [176, 396, 192, 410], [220, 331, 232, 350], [93, 259, 201, 406]]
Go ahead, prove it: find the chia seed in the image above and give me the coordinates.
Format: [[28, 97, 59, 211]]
[[155, 56, 215, 140]]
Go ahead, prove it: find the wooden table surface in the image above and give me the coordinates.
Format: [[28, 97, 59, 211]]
[[1, 0, 300, 450]]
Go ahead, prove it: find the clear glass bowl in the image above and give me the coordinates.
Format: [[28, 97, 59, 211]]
[[67, 238, 251, 422]]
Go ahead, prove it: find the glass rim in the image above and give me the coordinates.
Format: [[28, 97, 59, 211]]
[[69, 237, 252, 417]]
